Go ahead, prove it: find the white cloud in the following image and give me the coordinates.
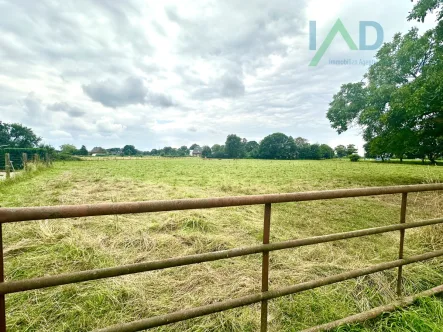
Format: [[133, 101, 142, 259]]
[[0, 0, 437, 151]]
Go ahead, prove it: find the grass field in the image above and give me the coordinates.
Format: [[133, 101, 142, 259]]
[[1, 158, 443, 331]]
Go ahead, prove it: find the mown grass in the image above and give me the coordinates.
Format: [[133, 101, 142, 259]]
[[0, 158, 442, 331]]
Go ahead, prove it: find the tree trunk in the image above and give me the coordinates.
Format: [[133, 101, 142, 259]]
[[429, 154, 436, 165]]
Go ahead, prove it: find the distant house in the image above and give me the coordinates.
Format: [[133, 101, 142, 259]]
[[90, 147, 107, 155], [191, 147, 202, 157]]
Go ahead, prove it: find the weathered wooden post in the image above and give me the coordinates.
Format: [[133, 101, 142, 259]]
[[23, 153, 28, 171], [33, 154, 38, 164], [5, 153, 10, 179], [45, 152, 49, 166]]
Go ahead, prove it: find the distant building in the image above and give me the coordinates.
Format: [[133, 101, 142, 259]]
[[90, 147, 107, 155], [191, 147, 202, 157]]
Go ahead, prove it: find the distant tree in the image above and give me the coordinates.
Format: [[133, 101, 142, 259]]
[[190, 143, 200, 150], [107, 147, 122, 155], [346, 144, 358, 156], [39, 143, 56, 157], [319, 144, 335, 159], [60, 144, 77, 155], [78, 145, 88, 156], [334, 145, 348, 158], [150, 149, 159, 156], [211, 144, 223, 153], [294, 137, 311, 159], [162, 147, 177, 156], [245, 141, 260, 158], [0, 122, 41, 148], [309, 144, 322, 160], [202, 146, 212, 158], [211, 144, 226, 158], [259, 133, 295, 159], [225, 134, 245, 158], [122, 145, 137, 156], [178, 146, 189, 156]]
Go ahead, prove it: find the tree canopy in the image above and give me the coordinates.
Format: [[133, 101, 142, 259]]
[[225, 134, 245, 158], [327, 1, 443, 163], [0, 122, 41, 148], [122, 145, 137, 156], [259, 133, 295, 159]]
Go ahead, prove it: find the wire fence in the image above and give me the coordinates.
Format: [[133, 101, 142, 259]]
[[0, 149, 48, 171], [0, 184, 442, 331], [1, 151, 51, 181]]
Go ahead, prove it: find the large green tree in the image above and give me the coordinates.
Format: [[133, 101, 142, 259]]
[[259, 133, 295, 159], [225, 134, 245, 158], [319, 144, 335, 159], [245, 140, 260, 158], [335, 145, 348, 158], [122, 145, 137, 156], [294, 137, 311, 159], [327, 1, 443, 163], [78, 145, 88, 156], [60, 144, 77, 155], [0, 122, 41, 148], [201, 146, 212, 158]]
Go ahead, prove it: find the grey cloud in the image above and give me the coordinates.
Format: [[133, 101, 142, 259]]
[[83, 77, 148, 108], [191, 73, 245, 100], [48, 102, 85, 118], [220, 74, 245, 98], [82, 76, 174, 108], [21, 93, 43, 118], [165, 0, 307, 71]]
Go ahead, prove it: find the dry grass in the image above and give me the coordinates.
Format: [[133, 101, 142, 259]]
[[0, 158, 443, 331]]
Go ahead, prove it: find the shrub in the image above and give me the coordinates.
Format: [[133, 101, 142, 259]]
[[53, 153, 81, 161], [349, 154, 361, 162]]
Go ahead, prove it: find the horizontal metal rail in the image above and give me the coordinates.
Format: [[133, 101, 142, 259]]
[[1, 183, 442, 223], [2, 217, 442, 295], [94, 249, 443, 332], [300, 284, 443, 332], [0, 218, 443, 294], [1, 183, 443, 332]]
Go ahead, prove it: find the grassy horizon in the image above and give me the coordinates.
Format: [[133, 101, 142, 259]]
[[1, 158, 443, 331]]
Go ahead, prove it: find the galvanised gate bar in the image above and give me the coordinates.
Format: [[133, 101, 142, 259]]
[[0, 183, 443, 332]]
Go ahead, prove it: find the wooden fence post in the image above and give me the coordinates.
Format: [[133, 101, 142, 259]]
[[45, 152, 49, 166], [22, 153, 28, 171], [5, 154, 10, 179]]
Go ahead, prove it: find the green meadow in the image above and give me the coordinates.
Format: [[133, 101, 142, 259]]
[[1, 158, 443, 331]]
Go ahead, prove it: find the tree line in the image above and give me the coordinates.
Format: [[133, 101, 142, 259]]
[[76, 133, 359, 160], [0, 122, 360, 161]]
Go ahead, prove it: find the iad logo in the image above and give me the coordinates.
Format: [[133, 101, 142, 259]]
[[309, 19, 384, 66]]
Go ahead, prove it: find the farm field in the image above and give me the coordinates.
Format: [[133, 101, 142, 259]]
[[1, 158, 443, 331]]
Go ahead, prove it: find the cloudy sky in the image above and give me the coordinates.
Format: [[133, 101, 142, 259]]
[[0, 0, 437, 152]]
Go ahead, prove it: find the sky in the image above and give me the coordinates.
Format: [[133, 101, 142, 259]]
[[0, 0, 438, 153]]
